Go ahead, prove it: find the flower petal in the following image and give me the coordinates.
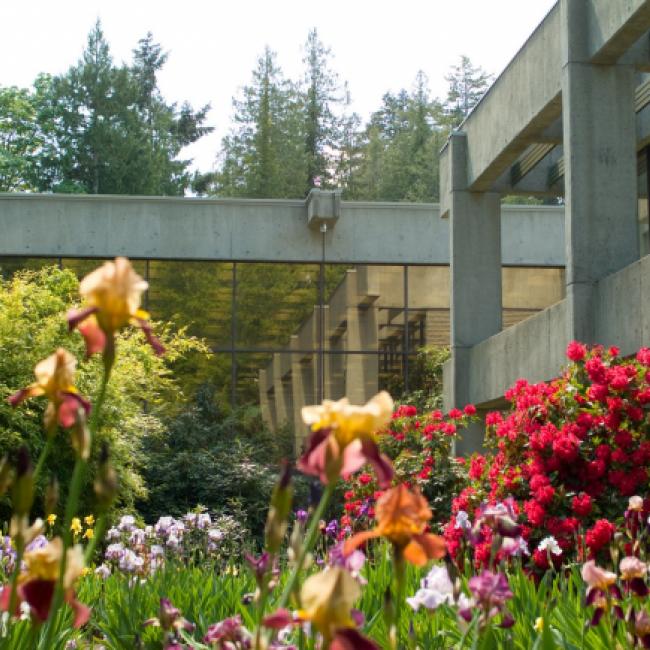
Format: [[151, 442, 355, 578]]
[[343, 530, 380, 557], [360, 439, 394, 488], [19, 579, 55, 622], [77, 317, 106, 357], [135, 318, 165, 356], [330, 628, 381, 650], [7, 385, 44, 407], [58, 392, 92, 429], [67, 306, 98, 331]]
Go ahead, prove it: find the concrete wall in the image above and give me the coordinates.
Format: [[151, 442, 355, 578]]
[[447, 253, 650, 413]]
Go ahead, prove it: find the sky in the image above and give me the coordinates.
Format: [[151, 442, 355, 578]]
[[1, 0, 557, 172]]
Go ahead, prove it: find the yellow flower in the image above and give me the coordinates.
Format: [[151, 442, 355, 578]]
[[47, 514, 57, 526], [83, 528, 94, 540], [22, 537, 62, 583], [7, 349, 90, 433], [84, 515, 95, 527], [70, 518, 82, 536], [298, 392, 395, 487], [534, 617, 544, 632], [301, 392, 393, 448], [299, 568, 360, 642], [81, 567, 92, 577], [80, 257, 149, 332], [68, 257, 164, 357]]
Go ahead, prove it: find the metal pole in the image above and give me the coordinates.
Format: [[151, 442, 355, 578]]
[[231, 262, 237, 416], [317, 224, 327, 403], [403, 265, 409, 394]]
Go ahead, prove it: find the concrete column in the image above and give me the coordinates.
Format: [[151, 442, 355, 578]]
[[445, 132, 502, 412], [345, 305, 379, 404], [272, 354, 290, 427], [561, 0, 639, 343]]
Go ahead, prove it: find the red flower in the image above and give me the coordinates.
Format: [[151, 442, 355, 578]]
[[585, 519, 616, 553], [464, 404, 477, 416], [524, 500, 546, 527], [566, 341, 587, 361], [572, 493, 592, 518]]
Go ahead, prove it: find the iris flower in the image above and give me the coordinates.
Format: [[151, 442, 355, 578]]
[[8, 349, 90, 434], [344, 484, 446, 566], [297, 392, 394, 487], [68, 257, 164, 359], [298, 568, 379, 649], [0, 537, 89, 627]]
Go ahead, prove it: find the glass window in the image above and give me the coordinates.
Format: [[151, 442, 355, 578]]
[[235, 263, 319, 349]]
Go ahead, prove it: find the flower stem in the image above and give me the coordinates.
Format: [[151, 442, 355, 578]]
[[32, 437, 53, 484], [6, 539, 25, 623], [276, 481, 336, 610], [40, 368, 111, 649], [7, 434, 54, 619], [392, 551, 406, 650]]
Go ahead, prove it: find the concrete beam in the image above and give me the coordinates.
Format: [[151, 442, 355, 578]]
[[0, 193, 566, 267], [446, 0, 650, 193], [587, 0, 650, 64], [453, 5, 563, 191]]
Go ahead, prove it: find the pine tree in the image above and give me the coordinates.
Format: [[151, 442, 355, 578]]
[[212, 47, 305, 198], [301, 28, 344, 193], [443, 55, 492, 128], [354, 72, 445, 202], [32, 21, 211, 195]]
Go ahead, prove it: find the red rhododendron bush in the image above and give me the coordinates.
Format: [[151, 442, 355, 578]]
[[445, 343, 650, 572]]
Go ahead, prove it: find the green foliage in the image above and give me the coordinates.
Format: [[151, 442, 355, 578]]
[[403, 345, 450, 411], [0, 86, 42, 191], [27, 21, 211, 195], [139, 385, 304, 540], [348, 73, 448, 202], [0, 265, 210, 517], [5, 557, 636, 649]]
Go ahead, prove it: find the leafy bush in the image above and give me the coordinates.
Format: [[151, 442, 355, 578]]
[[0, 266, 209, 517], [139, 385, 306, 540]]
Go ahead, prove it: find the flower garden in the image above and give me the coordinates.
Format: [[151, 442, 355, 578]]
[[1, 257, 650, 649]]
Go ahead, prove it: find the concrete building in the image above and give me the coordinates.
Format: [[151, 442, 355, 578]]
[[440, 0, 650, 451]]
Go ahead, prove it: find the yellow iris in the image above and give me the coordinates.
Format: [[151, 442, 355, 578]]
[[79, 257, 149, 332], [70, 518, 82, 535], [299, 568, 360, 643], [301, 392, 393, 448]]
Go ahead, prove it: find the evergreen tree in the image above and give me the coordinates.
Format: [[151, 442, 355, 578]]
[[212, 47, 304, 198], [334, 83, 363, 197], [443, 55, 492, 128], [353, 72, 445, 202], [301, 28, 344, 193], [32, 21, 211, 195]]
